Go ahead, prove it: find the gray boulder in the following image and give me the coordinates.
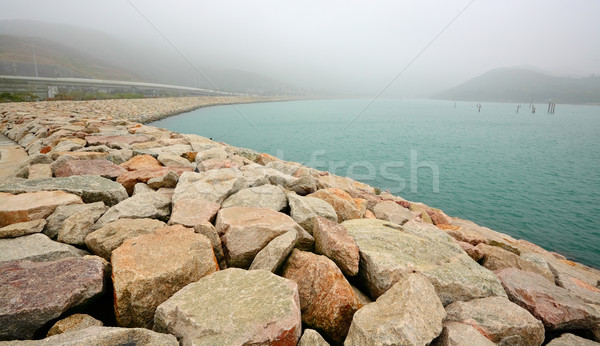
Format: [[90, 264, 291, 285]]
[[154, 268, 302, 345], [0, 219, 46, 238], [56, 202, 107, 246], [445, 296, 545, 346], [249, 231, 297, 272], [172, 169, 246, 204], [0, 176, 128, 206], [287, 192, 338, 234], [222, 184, 288, 211], [0, 257, 106, 340], [0, 233, 88, 263], [93, 191, 170, 229], [345, 273, 446, 346], [342, 218, 506, 303], [433, 322, 495, 346]]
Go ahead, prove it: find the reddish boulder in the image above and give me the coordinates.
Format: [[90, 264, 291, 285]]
[[54, 159, 127, 179]]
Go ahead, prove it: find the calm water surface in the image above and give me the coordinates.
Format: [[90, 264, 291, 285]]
[[151, 99, 600, 268]]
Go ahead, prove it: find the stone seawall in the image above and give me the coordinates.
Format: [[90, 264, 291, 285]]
[[0, 97, 599, 345]]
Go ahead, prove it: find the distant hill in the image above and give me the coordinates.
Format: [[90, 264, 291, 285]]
[[0, 34, 141, 80], [0, 20, 302, 94], [433, 68, 600, 104]]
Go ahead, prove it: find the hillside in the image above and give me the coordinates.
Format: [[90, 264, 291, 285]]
[[0, 34, 141, 80], [433, 68, 600, 104], [0, 20, 302, 94]]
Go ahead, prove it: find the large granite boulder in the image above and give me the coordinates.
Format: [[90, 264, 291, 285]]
[[46, 314, 103, 337], [282, 249, 360, 343], [84, 218, 165, 261], [117, 166, 192, 195], [445, 296, 545, 346], [342, 218, 507, 303], [556, 273, 600, 305], [0, 191, 82, 227], [0, 220, 45, 238], [345, 273, 446, 345], [1, 326, 178, 345], [313, 216, 360, 276], [287, 192, 338, 233], [222, 184, 288, 211], [0, 176, 128, 206], [249, 231, 297, 273], [308, 188, 365, 222], [0, 257, 106, 340], [372, 200, 412, 225], [112, 225, 218, 328], [54, 159, 127, 179], [433, 322, 496, 346], [172, 169, 246, 204], [93, 190, 170, 229], [86, 134, 152, 147], [55, 202, 107, 246], [154, 268, 302, 345], [0, 233, 87, 263], [299, 329, 330, 346], [215, 206, 313, 268], [119, 154, 162, 171], [168, 197, 221, 225], [476, 243, 555, 282], [496, 268, 600, 330]]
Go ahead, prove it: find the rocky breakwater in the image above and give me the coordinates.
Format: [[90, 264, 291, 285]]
[[0, 97, 600, 345]]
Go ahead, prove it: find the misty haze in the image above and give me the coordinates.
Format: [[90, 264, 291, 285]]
[[1, 1, 600, 345]]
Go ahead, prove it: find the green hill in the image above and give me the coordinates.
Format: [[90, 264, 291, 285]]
[[433, 68, 600, 104]]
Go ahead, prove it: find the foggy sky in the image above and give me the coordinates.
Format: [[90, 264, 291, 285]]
[[1, 0, 599, 96]]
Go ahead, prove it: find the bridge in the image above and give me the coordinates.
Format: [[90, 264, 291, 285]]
[[0, 75, 240, 99]]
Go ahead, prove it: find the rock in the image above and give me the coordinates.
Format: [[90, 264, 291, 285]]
[[0, 233, 88, 263], [592, 324, 600, 342], [222, 184, 288, 211], [496, 268, 600, 330], [372, 200, 412, 225], [313, 216, 360, 276], [343, 218, 507, 303], [47, 314, 103, 337], [432, 322, 495, 346], [93, 190, 171, 229], [119, 154, 162, 171], [0, 257, 106, 340], [547, 333, 600, 346], [299, 329, 330, 346], [195, 147, 229, 162], [308, 188, 364, 222], [556, 273, 600, 305], [27, 164, 52, 179], [172, 169, 246, 204], [54, 159, 127, 179], [157, 153, 193, 167], [459, 241, 485, 261], [117, 166, 191, 195], [0, 176, 128, 206], [249, 231, 297, 272], [6, 326, 179, 345], [0, 191, 83, 227], [56, 202, 107, 246], [85, 218, 166, 261], [446, 218, 521, 254], [86, 134, 151, 147], [154, 268, 302, 345], [45, 203, 102, 239], [215, 207, 313, 268], [168, 198, 224, 267], [287, 192, 338, 234], [147, 170, 179, 189], [0, 219, 45, 238], [168, 197, 221, 225], [282, 250, 359, 343], [345, 273, 446, 346], [476, 243, 555, 282], [197, 158, 239, 171], [112, 225, 218, 328], [444, 296, 545, 346]]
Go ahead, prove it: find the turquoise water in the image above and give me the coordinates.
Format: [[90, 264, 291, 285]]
[[151, 99, 600, 268]]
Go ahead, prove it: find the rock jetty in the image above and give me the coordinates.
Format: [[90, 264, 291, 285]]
[[1, 96, 600, 345]]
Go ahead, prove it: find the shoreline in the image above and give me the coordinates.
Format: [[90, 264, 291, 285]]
[[1, 96, 599, 344]]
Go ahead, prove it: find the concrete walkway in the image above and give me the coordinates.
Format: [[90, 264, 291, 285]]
[[0, 134, 28, 178]]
